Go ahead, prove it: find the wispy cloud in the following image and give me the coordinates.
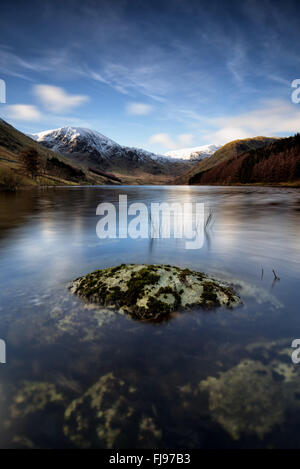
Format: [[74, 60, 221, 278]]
[[33, 85, 89, 113], [149, 133, 194, 150], [0, 45, 75, 80], [203, 99, 300, 144], [98, 61, 170, 101], [3, 104, 42, 121], [150, 98, 300, 149], [126, 102, 153, 115]]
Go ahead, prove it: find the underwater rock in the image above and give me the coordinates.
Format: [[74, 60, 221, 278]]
[[5, 381, 67, 449], [10, 381, 65, 419], [63, 372, 161, 449], [139, 416, 162, 443], [200, 356, 300, 441], [200, 360, 284, 440], [11, 435, 37, 449], [70, 264, 241, 320]]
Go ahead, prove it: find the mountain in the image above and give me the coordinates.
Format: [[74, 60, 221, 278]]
[[32, 127, 164, 162], [31, 127, 190, 184], [0, 119, 99, 186], [164, 144, 221, 161], [174, 137, 279, 185], [189, 135, 300, 185]]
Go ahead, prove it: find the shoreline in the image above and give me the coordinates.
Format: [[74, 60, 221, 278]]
[[1, 182, 300, 193]]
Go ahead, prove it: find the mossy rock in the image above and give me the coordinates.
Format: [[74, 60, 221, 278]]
[[70, 264, 241, 320], [200, 360, 284, 440], [200, 356, 300, 440], [10, 381, 65, 419], [63, 373, 161, 449]]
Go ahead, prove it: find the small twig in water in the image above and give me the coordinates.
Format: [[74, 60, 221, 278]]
[[272, 269, 280, 281], [205, 210, 213, 230]]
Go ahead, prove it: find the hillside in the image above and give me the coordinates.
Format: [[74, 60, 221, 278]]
[[174, 137, 279, 185], [189, 134, 300, 186], [0, 119, 111, 188]]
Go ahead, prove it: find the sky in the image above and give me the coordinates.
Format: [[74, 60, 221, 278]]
[[0, 0, 300, 154]]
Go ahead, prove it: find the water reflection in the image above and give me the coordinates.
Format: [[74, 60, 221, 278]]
[[0, 186, 300, 448]]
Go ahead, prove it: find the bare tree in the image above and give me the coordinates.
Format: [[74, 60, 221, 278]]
[[21, 148, 40, 180]]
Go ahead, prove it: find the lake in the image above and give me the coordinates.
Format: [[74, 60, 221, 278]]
[[0, 185, 300, 448]]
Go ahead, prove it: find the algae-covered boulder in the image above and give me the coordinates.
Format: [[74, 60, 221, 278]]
[[199, 354, 300, 441], [200, 360, 285, 440], [63, 372, 161, 449], [6, 381, 66, 448], [174, 339, 300, 443], [70, 264, 241, 320], [10, 382, 65, 419]]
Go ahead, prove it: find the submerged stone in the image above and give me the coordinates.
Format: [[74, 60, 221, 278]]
[[200, 360, 285, 440], [63, 372, 161, 449], [70, 264, 241, 320], [199, 356, 300, 440], [10, 381, 65, 419]]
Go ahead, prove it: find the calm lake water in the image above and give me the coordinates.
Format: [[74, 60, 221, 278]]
[[0, 185, 300, 449]]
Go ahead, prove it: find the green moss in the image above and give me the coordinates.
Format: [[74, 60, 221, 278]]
[[109, 266, 122, 275], [105, 286, 122, 304], [122, 268, 160, 305], [156, 286, 181, 309], [76, 273, 105, 298], [80, 267, 160, 312], [145, 296, 173, 316], [178, 268, 192, 283], [219, 285, 236, 306], [145, 265, 159, 272], [201, 282, 220, 307]]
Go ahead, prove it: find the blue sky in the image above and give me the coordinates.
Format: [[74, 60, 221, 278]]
[[0, 0, 300, 153]]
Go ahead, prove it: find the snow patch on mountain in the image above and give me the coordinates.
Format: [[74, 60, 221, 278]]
[[164, 144, 221, 161]]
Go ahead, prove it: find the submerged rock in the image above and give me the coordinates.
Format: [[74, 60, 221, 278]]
[[63, 372, 161, 449], [70, 264, 241, 320], [10, 381, 65, 420], [200, 360, 285, 440], [199, 356, 300, 440]]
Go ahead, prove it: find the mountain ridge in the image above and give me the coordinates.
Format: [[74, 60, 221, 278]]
[[189, 134, 300, 186], [31, 126, 190, 184], [174, 136, 280, 185], [31, 126, 166, 162]]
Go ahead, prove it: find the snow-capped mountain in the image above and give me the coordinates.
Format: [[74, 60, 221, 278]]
[[31, 127, 165, 163], [32, 127, 117, 154], [164, 144, 221, 161]]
